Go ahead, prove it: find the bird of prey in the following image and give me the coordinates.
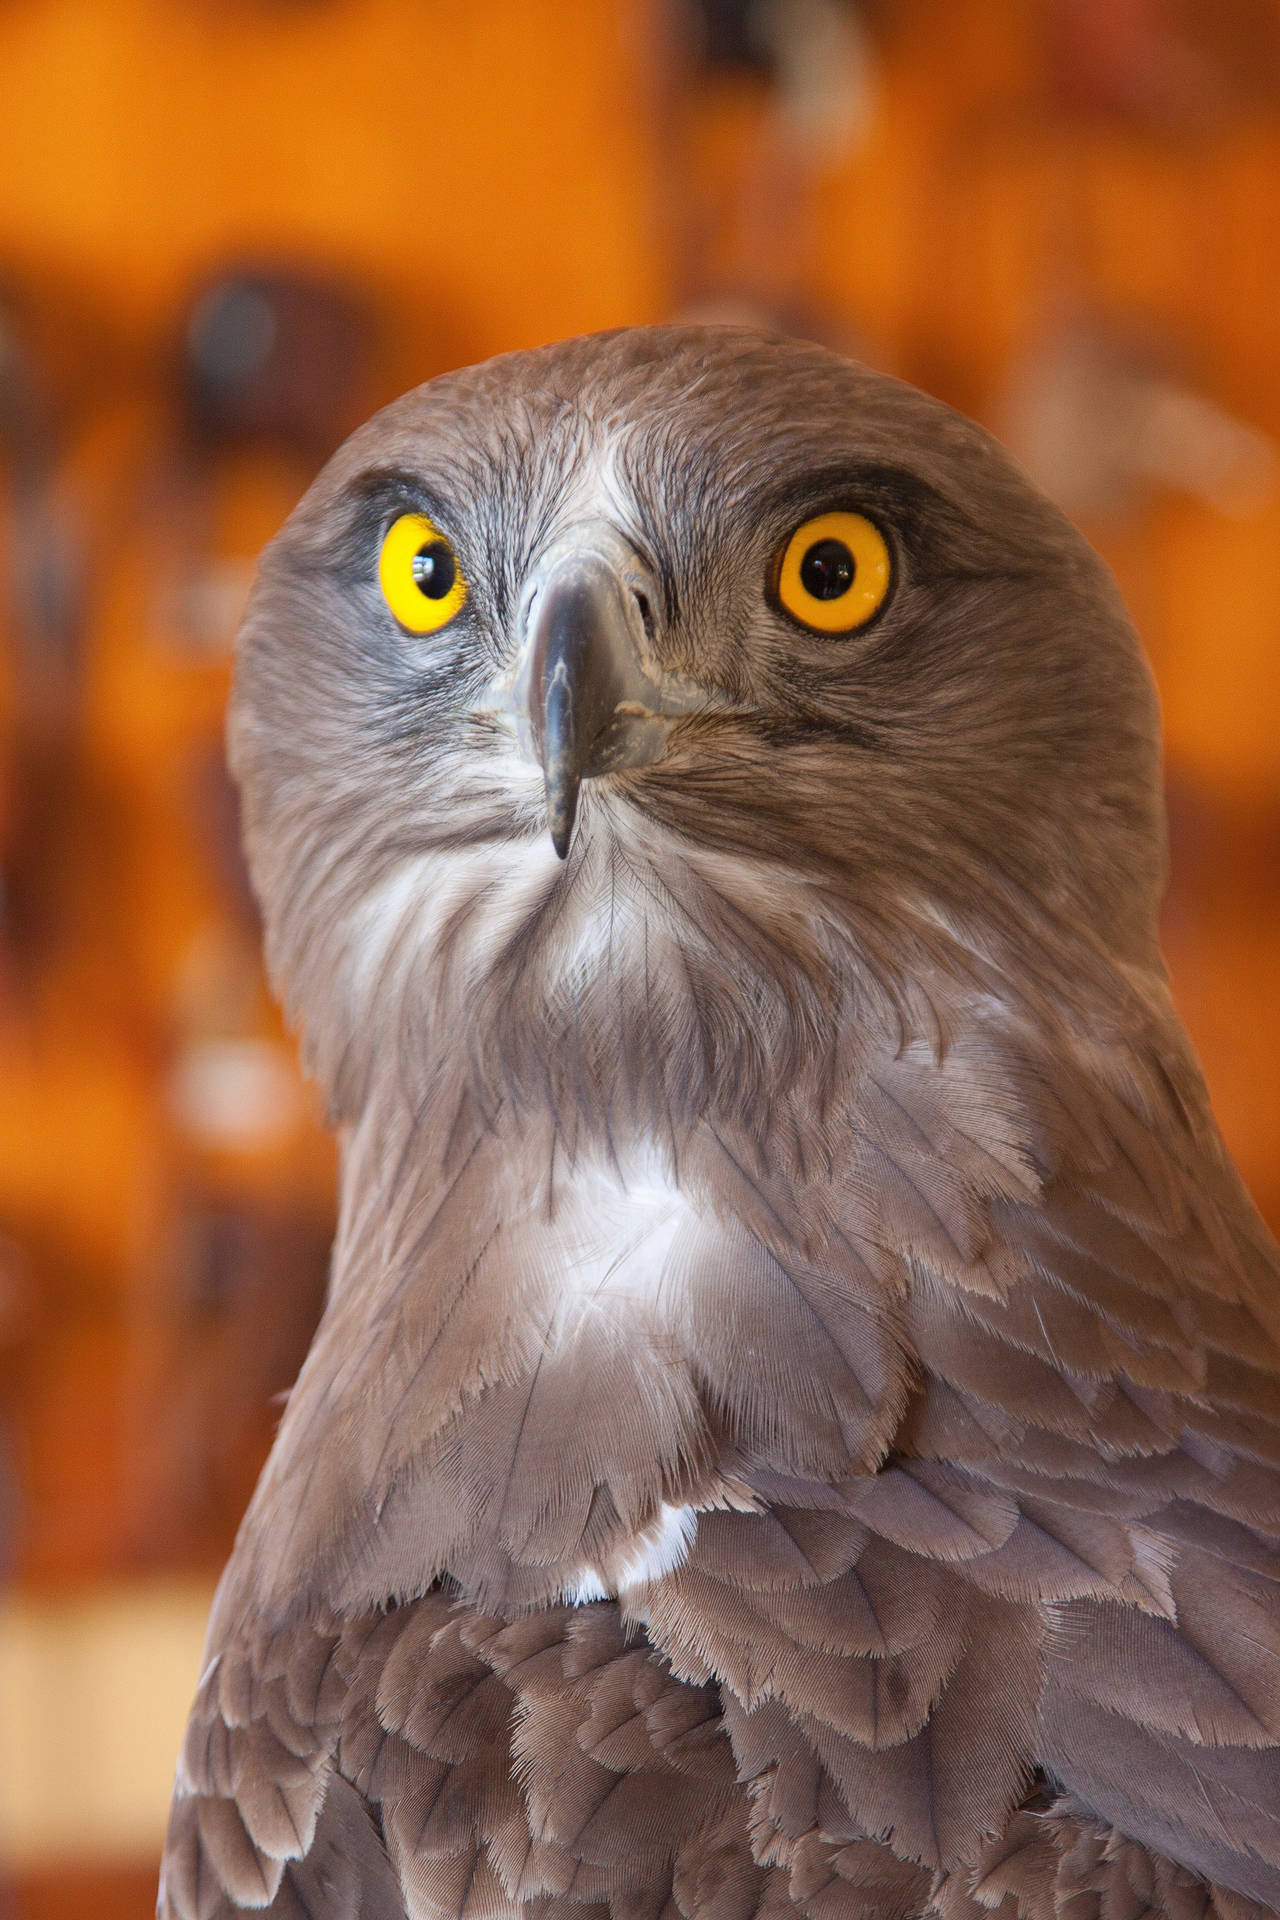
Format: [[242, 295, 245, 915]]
[[160, 326, 1280, 1920]]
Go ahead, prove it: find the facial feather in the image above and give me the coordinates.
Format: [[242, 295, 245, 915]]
[[230, 325, 1164, 1140]]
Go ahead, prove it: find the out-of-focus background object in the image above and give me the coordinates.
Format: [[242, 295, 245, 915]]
[[0, 1, 1277, 1913]]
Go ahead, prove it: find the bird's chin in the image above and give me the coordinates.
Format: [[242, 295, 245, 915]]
[[472, 710, 680, 863]]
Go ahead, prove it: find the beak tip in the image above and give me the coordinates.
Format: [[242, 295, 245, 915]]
[[547, 784, 578, 860]]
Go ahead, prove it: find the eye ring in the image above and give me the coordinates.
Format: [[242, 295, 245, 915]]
[[775, 510, 892, 634], [379, 511, 468, 634]]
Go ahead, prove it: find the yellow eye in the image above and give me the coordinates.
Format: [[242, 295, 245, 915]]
[[378, 511, 468, 633], [775, 510, 891, 634]]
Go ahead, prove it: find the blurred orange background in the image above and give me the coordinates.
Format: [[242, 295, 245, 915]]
[[0, 3, 1277, 1915]]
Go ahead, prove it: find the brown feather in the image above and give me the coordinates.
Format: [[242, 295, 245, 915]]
[[161, 324, 1280, 1920]]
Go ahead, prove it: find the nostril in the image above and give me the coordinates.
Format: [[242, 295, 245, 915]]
[[633, 590, 655, 643]]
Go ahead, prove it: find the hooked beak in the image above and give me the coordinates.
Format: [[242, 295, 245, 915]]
[[520, 536, 686, 858]]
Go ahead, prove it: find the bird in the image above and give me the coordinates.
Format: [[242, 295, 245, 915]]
[[159, 325, 1280, 1920]]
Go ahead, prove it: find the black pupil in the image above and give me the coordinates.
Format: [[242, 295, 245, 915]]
[[412, 540, 456, 599], [799, 537, 855, 600]]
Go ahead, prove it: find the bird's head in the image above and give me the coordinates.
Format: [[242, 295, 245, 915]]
[[230, 326, 1165, 1128]]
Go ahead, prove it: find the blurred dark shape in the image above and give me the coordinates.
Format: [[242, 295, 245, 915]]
[[129, 1189, 331, 1567], [1047, 0, 1179, 119], [1161, 766, 1280, 1230], [0, 1230, 32, 1580], [1164, 767, 1280, 934], [666, 0, 880, 325], [684, 0, 872, 99], [0, 271, 87, 718], [0, 269, 96, 989], [1045, 0, 1280, 127], [686, 0, 777, 75], [181, 262, 377, 458], [1177, 0, 1280, 103]]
